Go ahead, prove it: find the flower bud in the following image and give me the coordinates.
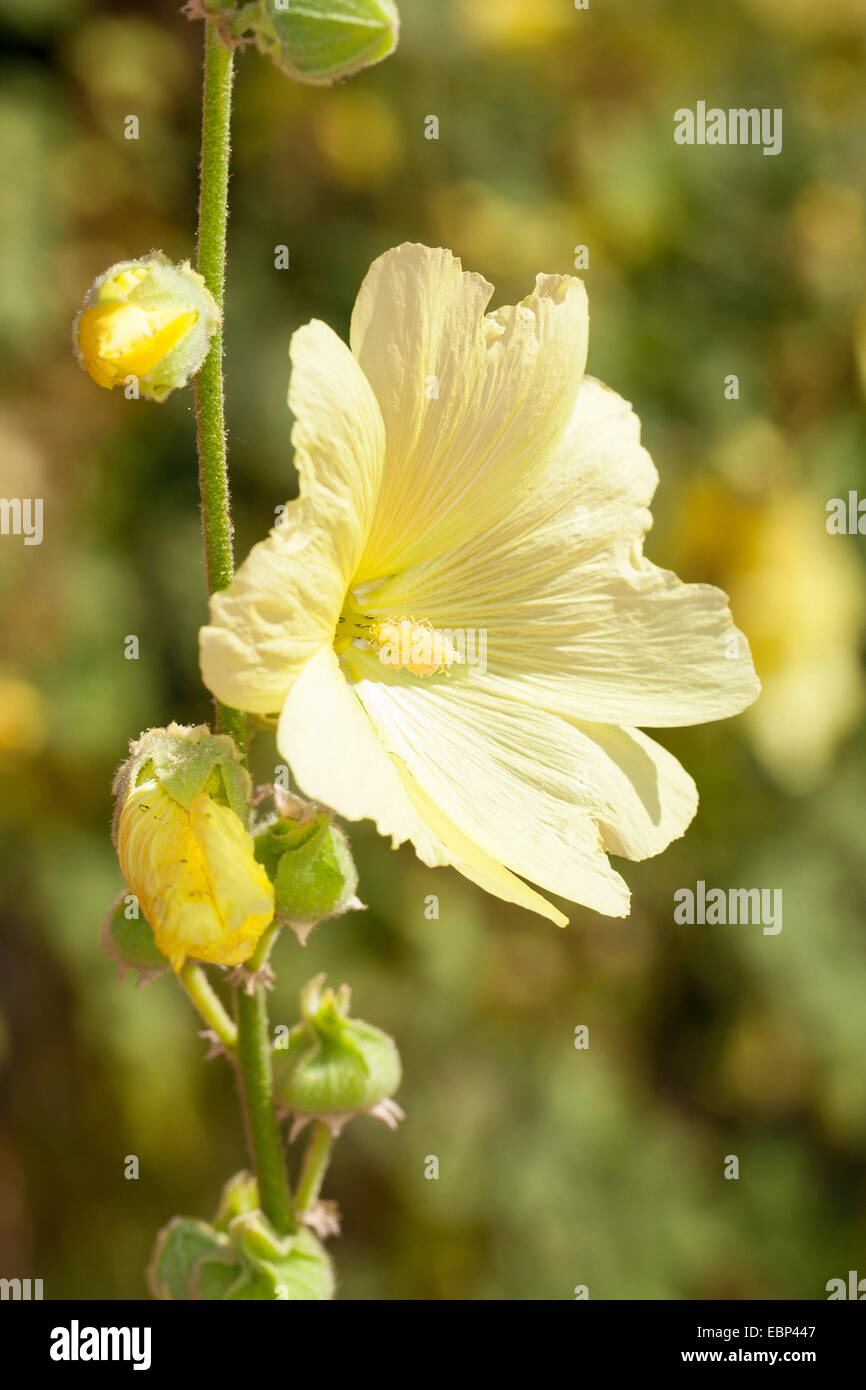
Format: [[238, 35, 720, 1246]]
[[272, 974, 401, 1127], [149, 1206, 334, 1301], [254, 809, 359, 935], [112, 724, 274, 972], [194, 1215, 334, 1301], [251, 0, 400, 87], [73, 253, 218, 401]]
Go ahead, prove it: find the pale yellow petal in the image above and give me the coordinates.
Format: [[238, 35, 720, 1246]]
[[115, 783, 212, 944], [277, 647, 567, 924], [278, 646, 450, 864], [341, 650, 631, 917], [350, 243, 588, 579], [367, 376, 759, 727], [116, 784, 273, 971], [199, 511, 343, 715], [188, 794, 275, 959], [287, 319, 385, 572], [563, 722, 698, 860], [389, 755, 568, 926], [200, 320, 385, 713]]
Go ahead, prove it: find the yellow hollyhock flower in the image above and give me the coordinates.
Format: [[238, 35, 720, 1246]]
[[113, 724, 274, 970], [200, 244, 759, 924]]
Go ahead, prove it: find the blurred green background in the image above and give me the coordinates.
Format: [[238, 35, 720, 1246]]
[[2, 0, 866, 1300]]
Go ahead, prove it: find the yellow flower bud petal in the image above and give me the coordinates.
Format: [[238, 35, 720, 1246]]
[[117, 782, 274, 972], [99, 266, 149, 301], [77, 303, 198, 390]]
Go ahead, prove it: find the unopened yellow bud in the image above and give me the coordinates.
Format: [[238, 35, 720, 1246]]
[[74, 253, 219, 401], [113, 724, 274, 971]]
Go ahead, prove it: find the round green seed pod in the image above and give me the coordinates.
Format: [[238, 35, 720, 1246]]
[[272, 974, 401, 1117]]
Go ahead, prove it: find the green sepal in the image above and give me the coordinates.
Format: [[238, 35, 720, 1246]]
[[193, 1227, 334, 1301], [112, 723, 251, 837], [100, 893, 168, 985], [212, 1170, 260, 1232], [266, 1231, 336, 1301], [230, 1209, 286, 1263], [223, 1213, 336, 1299], [191, 1253, 247, 1300], [227, 1218, 335, 1301], [147, 1217, 227, 1300], [195, 1257, 276, 1300]]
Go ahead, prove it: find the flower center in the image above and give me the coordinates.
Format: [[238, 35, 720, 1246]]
[[334, 593, 458, 677]]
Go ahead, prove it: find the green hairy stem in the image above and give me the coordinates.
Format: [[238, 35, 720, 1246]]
[[193, 17, 294, 1236]]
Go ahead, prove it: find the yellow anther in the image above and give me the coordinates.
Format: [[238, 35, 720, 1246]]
[[335, 595, 458, 677], [370, 618, 458, 676]]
